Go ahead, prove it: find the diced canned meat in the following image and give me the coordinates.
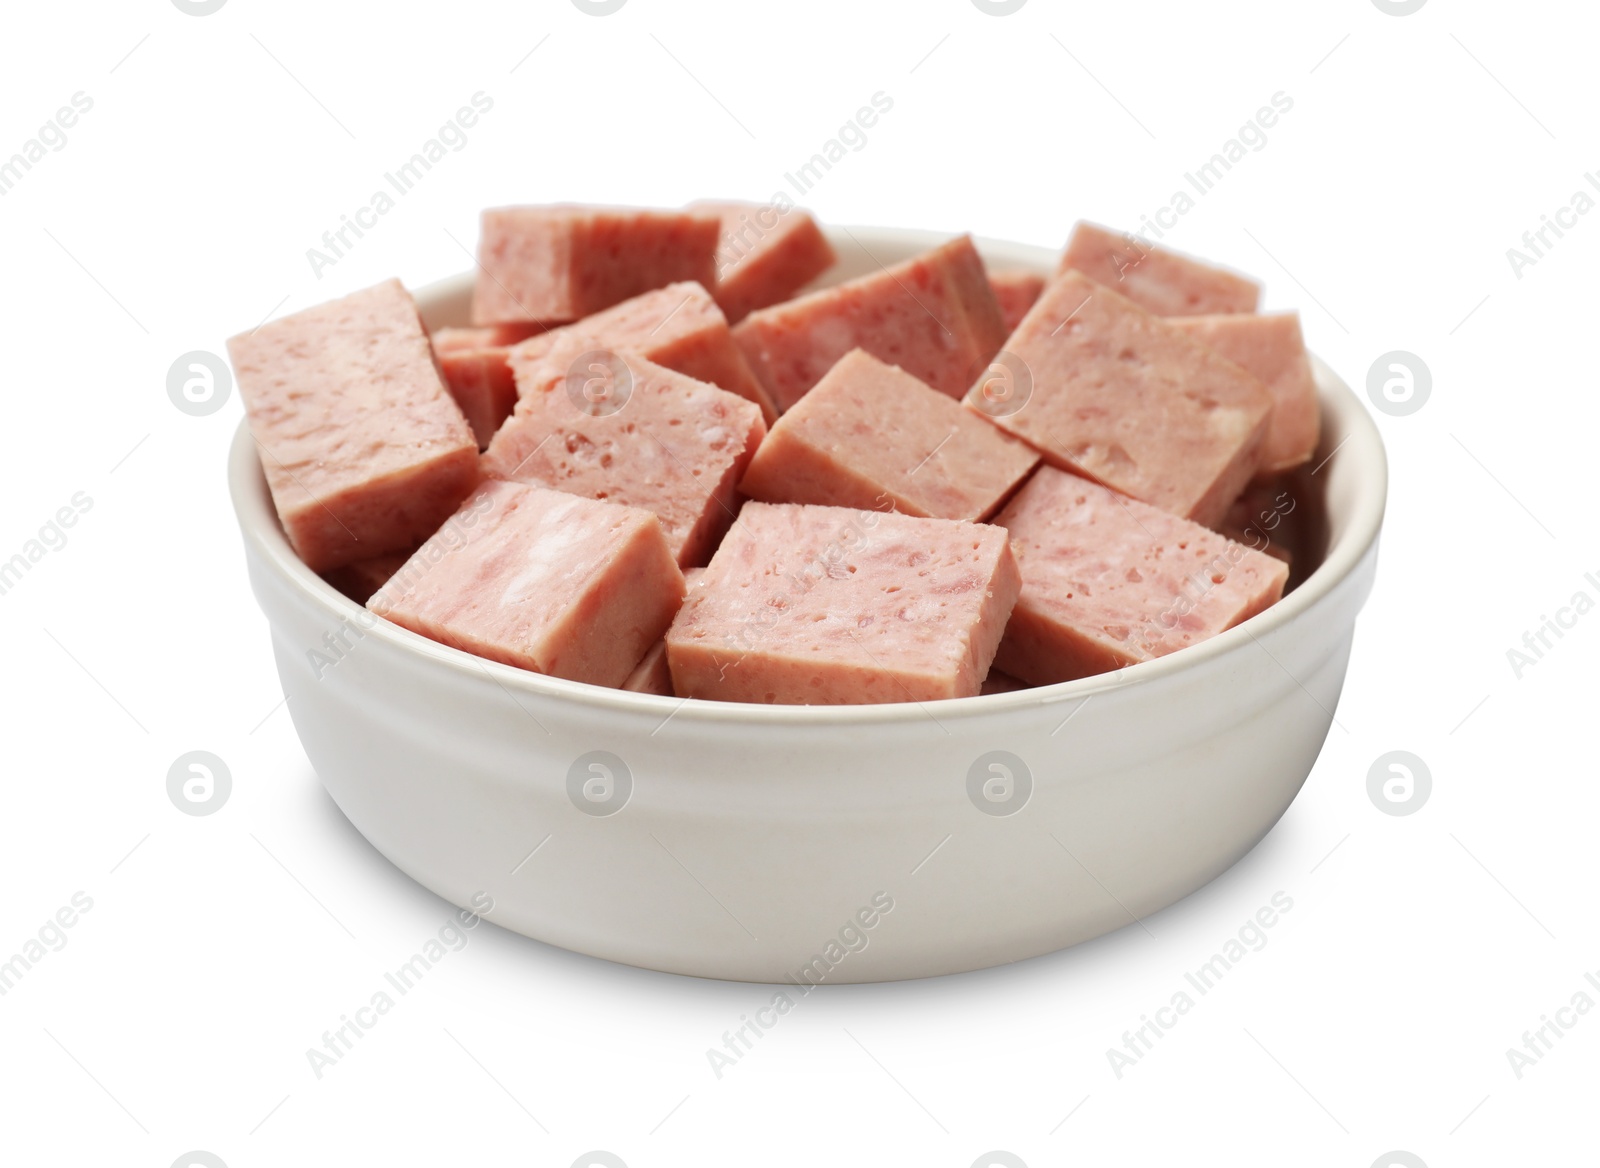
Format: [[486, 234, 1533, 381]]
[[243, 209, 1310, 700], [431, 323, 554, 449], [733, 234, 1008, 412], [739, 348, 1038, 522], [993, 467, 1288, 684], [508, 282, 775, 423], [481, 351, 766, 568], [665, 502, 1021, 704], [1058, 222, 1259, 316], [621, 569, 705, 695], [368, 480, 684, 687], [473, 205, 721, 325], [693, 200, 837, 323], [229, 278, 479, 573], [965, 270, 1271, 528], [1169, 312, 1320, 474]]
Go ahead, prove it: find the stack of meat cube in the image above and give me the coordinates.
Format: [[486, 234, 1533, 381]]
[[229, 204, 1319, 704]]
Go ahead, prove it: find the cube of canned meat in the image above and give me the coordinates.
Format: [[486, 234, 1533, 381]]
[[509, 282, 775, 423], [368, 481, 684, 687], [988, 269, 1046, 334], [621, 569, 705, 695], [733, 234, 1008, 412], [473, 205, 721, 325], [228, 278, 479, 573], [1058, 222, 1259, 316], [1169, 312, 1320, 474], [692, 201, 837, 323], [481, 351, 766, 568], [431, 322, 553, 449], [993, 467, 1288, 684], [965, 270, 1271, 528], [739, 348, 1038, 522], [665, 503, 1021, 704]]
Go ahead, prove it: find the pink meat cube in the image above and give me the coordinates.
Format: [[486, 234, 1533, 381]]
[[368, 481, 684, 687], [691, 200, 837, 323], [473, 206, 721, 325], [739, 348, 1038, 522], [665, 503, 1021, 704], [432, 323, 554, 449], [988, 269, 1046, 334], [621, 569, 705, 695], [1058, 222, 1259, 316], [993, 467, 1288, 684], [508, 282, 775, 424], [481, 351, 766, 568], [733, 234, 1008, 412], [1169, 313, 1320, 475], [228, 279, 479, 573], [965, 270, 1271, 528]]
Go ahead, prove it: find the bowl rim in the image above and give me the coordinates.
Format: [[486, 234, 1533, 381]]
[[228, 226, 1388, 726]]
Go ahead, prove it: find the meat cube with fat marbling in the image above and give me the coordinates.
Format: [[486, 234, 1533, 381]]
[[1058, 222, 1260, 316], [739, 348, 1038, 522], [692, 201, 837, 323], [481, 351, 766, 568], [733, 234, 1008, 412], [473, 206, 721, 325], [1169, 312, 1320, 475], [988, 269, 1046, 334], [665, 503, 1021, 704], [507, 282, 775, 423], [993, 467, 1288, 684], [367, 480, 685, 687], [965, 270, 1272, 528], [228, 278, 479, 573]]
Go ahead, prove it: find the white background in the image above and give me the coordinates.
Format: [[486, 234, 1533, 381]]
[[1, 0, 1594, 1164]]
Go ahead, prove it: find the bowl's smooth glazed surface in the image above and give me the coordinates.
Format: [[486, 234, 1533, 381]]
[[230, 227, 1387, 983]]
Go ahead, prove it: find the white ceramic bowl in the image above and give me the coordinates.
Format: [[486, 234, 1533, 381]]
[[230, 227, 1386, 983]]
